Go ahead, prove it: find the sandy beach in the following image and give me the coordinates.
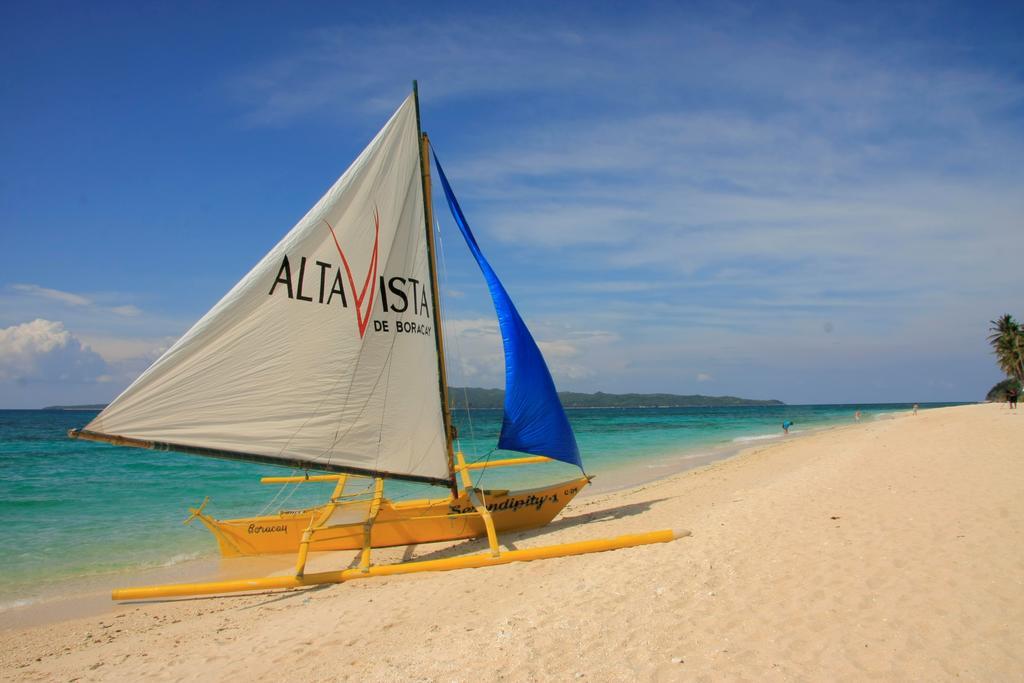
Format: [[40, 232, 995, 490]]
[[2, 402, 1021, 681]]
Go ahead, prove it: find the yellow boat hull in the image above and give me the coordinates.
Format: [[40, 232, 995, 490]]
[[196, 477, 589, 557]]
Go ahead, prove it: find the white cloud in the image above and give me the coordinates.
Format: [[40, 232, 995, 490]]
[[7, 283, 145, 319], [226, 20, 613, 126], [12, 284, 92, 307], [109, 305, 142, 317], [442, 317, 503, 385], [75, 335, 173, 365], [536, 340, 578, 358], [0, 319, 109, 385], [442, 317, 617, 386], [696, 373, 713, 382], [0, 287, 191, 406], [0, 321, 178, 407]]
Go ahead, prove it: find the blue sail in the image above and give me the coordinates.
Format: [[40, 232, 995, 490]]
[[433, 152, 583, 470]]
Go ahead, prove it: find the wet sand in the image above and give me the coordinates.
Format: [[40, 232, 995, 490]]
[[2, 402, 1021, 681]]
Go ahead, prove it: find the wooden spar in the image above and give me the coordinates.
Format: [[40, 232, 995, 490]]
[[454, 450, 474, 491], [260, 456, 557, 485], [457, 455, 552, 471], [466, 487, 501, 557], [111, 528, 690, 601], [66, 428, 453, 488], [413, 80, 459, 498], [294, 475, 347, 577], [358, 478, 386, 572], [261, 474, 346, 484]]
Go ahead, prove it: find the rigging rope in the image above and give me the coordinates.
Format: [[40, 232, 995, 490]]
[[434, 214, 480, 461]]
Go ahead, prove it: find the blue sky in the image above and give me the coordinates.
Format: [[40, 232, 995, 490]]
[[2, 1, 1022, 408]]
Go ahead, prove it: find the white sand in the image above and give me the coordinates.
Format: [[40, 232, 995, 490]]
[[2, 402, 1022, 681]]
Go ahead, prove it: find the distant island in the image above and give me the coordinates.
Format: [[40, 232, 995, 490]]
[[448, 388, 783, 410], [43, 390, 782, 412], [41, 404, 109, 411]]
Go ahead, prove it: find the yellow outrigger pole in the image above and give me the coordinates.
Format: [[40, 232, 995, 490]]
[[113, 527, 689, 601]]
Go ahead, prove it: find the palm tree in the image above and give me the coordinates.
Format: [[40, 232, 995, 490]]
[[988, 314, 1024, 382]]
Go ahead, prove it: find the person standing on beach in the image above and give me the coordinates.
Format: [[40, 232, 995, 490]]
[[782, 420, 793, 434], [1008, 387, 1019, 410], [854, 410, 862, 422], [913, 403, 919, 415]]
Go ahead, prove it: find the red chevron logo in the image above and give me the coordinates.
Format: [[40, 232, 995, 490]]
[[324, 208, 380, 338]]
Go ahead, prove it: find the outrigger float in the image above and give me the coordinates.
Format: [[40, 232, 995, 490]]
[[69, 83, 687, 601]]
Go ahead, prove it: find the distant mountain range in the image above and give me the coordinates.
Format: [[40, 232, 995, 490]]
[[43, 390, 782, 412], [41, 404, 109, 411], [448, 388, 782, 410]]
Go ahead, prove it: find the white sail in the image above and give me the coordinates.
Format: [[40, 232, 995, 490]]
[[86, 95, 451, 484]]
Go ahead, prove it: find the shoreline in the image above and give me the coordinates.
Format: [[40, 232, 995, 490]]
[[0, 409, 880, 629], [2, 402, 1021, 679], [582, 410, 897, 497]]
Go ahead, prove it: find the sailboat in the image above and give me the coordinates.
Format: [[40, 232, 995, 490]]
[[69, 84, 685, 600]]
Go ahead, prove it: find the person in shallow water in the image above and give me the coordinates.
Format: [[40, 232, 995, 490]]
[[782, 420, 793, 434]]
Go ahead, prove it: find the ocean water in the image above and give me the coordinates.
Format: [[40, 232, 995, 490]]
[[0, 403, 961, 607]]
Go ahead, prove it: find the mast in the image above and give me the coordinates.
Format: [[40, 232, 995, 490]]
[[413, 81, 459, 498]]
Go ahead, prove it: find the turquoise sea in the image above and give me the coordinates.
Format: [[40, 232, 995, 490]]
[[0, 403, 962, 608]]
